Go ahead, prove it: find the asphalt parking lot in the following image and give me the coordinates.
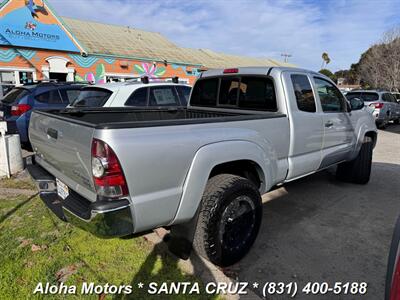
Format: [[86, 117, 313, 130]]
[[235, 125, 400, 299]]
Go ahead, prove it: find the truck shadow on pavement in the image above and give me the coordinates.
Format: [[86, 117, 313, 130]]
[[231, 162, 400, 299]]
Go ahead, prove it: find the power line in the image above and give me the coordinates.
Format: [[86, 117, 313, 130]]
[[281, 53, 292, 63]]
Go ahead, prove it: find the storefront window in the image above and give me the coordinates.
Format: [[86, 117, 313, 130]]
[[0, 71, 15, 84], [19, 71, 34, 84], [0, 71, 16, 98]]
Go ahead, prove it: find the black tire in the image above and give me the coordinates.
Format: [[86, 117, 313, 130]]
[[394, 118, 400, 125], [193, 174, 262, 266], [336, 136, 373, 184]]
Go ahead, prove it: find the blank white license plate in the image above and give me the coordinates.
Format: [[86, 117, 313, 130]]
[[56, 178, 69, 200]]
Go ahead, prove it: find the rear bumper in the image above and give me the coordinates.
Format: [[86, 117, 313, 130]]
[[27, 161, 134, 238]]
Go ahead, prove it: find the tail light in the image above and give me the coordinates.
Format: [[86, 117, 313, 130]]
[[390, 257, 400, 300], [370, 102, 384, 109], [11, 104, 31, 116], [91, 138, 128, 198]]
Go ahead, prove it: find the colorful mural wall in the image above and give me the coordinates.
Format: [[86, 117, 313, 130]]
[[0, 46, 200, 84]]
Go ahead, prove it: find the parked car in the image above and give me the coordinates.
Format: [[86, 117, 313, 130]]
[[0, 83, 15, 98], [69, 80, 191, 108], [346, 90, 400, 128], [386, 215, 400, 300], [0, 82, 86, 148], [392, 92, 400, 103], [28, 67, 377, 267]]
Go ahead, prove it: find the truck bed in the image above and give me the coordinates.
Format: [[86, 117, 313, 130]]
[[34, 107, 285, 129]]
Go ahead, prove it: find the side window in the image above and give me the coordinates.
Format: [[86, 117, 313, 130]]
[[175, 86, 191, 105], [291, 74, 316, 112], [62, 89, 81, 104], [385, 93, 395, 102], [125, 87, 148, 106], [314, 77, 345, 112], [149, 86, 180, 106], [35, 89, 63, 104]]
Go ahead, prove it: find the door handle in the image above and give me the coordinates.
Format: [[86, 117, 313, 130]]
[[325, 121, 334, 128], [46, 128, 58, 139]]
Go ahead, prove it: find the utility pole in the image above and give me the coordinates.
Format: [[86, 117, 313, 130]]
[[281, 53, 292, 63]]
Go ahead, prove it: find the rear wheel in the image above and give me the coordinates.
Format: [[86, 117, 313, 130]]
[[394, 118, 400, 125], [336, 136, 373, 184], [193, 174, 262, 266]]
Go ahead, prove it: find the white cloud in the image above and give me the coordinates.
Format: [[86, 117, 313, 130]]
[[48, 0, 398, 71]]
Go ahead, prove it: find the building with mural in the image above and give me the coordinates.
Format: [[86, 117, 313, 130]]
[[0, 0, 291, 87]]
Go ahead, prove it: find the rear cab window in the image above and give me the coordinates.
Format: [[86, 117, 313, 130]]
[[72, 87, 112, 107], [191, 76, 277, 111]]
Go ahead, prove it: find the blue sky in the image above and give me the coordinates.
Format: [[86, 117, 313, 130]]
[[48, 0, 399, 71]]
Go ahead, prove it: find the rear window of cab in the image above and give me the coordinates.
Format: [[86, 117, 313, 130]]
[[191, 76, 277, 111]]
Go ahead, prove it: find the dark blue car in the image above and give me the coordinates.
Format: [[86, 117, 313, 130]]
[[0, 82, 86, 148]]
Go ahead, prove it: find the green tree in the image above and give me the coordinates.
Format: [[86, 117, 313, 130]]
[[319, 68, 336, 82]]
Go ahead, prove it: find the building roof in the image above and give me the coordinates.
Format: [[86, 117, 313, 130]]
[[62, 17, 293, 68]]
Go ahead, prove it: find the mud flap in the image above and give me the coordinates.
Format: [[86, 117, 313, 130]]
[[165, 209, 200, 260]]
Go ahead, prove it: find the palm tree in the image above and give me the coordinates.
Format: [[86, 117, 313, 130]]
[[321, 52, 331, 69]]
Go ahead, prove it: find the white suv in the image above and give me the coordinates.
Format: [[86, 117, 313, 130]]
[[70, 79, 191, 108]]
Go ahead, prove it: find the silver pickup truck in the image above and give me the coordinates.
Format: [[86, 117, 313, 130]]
[[28, 67, 377, 266]]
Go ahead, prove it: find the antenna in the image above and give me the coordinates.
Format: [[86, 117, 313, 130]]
[[281, 53, 292, 63]]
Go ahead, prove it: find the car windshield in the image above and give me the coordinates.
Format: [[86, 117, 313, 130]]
[[71, 88, 112, 107], [346, 92, 379, 102], [1, 88, 30, 104]]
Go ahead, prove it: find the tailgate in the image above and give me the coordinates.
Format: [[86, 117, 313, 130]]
[[29, 111, 97, 202]]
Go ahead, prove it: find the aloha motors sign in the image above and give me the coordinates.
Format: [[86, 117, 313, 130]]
[[0, 1, 80, 52], [4, 22, 60, 41]]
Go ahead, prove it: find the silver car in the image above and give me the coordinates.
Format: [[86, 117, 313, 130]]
[[346, 90, 400, 128]]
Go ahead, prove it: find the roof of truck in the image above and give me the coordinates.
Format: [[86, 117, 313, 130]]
[[200, 66, 320, 77]]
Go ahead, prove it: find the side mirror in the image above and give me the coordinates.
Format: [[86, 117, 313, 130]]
[[349, 97, 364, 111]]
